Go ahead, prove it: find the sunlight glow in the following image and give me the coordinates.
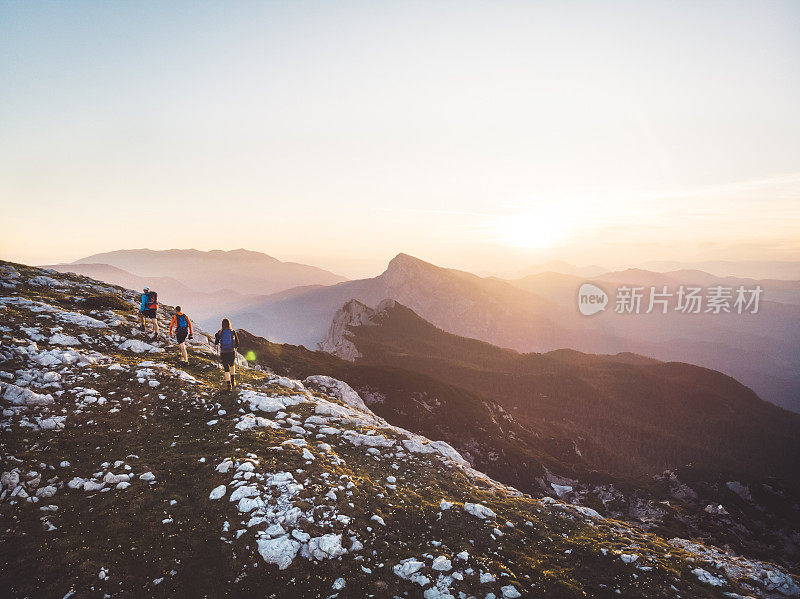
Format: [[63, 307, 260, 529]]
[[495, 212, 571, 249]]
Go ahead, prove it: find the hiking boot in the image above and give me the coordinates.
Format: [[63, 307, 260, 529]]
[[226, 381, 232, 392]]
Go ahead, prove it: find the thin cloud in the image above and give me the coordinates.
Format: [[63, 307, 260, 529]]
[[646, 173, 800, 201], [377, 207, 498, 217]]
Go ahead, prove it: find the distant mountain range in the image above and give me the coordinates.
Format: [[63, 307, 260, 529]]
[[630, 259, 800, 281], [228, 253, 800, 412], [514, 260, 608, 278], [40, 263, 193, 297], [507, 268, 800, 411], [43, 248, 346, 322], [517, 259, 800, 281], [71, 248, 346, 294]]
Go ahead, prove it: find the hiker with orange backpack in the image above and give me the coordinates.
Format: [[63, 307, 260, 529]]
[[214, 318, 239, 392], [139, 287, 159, 338], [169, 306, 194, 365]]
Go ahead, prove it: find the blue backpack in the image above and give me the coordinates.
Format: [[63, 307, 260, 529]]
[[176, 314, 189, 331], [220, 329, 235, 352]]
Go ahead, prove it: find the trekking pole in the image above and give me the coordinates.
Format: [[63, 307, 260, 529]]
[[218, 344, 225, 389]]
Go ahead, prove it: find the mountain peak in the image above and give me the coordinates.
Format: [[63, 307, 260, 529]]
[[385, 253, 435, 273], [319, 299, 425, 360], [206, 248, 279, 261], [376, 298, 398, 312], [381, 254, 456, 291], [318, 299, 378, 360]]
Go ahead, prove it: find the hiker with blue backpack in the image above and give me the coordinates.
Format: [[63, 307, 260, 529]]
[[214, 319, 240, 391], [169, 306, 194, 365], [139, 287, 159, 338]]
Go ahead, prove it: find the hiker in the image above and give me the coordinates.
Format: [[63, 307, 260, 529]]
[[214, 318, 240, 391], [169, 306, 193, 365], [139, 287, 159, 337]]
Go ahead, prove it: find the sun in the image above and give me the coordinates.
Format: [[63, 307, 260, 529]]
[[495, 212, 569, 249]]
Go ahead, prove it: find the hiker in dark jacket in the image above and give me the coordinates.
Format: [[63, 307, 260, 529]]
[[214, 318, 239, 391], [139, 287, 159, 337], [169, 306, 193, 366]]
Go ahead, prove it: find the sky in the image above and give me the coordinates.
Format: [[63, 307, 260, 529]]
[[1, 0, 799, 278]]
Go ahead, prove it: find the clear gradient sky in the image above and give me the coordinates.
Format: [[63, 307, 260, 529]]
[[1, 1, 799, 278]]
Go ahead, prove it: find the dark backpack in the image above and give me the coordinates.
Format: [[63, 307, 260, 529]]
[[146, 291, 158, 310], [176, 314, 189, 331], [220, 329, 235, 352]]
